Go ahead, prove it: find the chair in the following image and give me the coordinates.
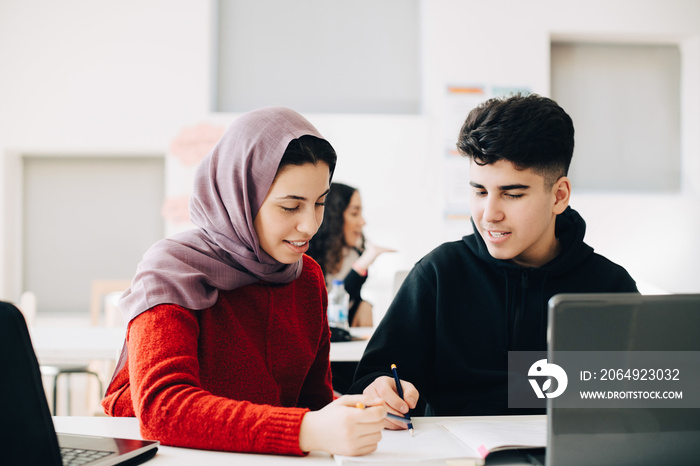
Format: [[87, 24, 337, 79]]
[[18, 291, 103, 416], [39, 365, 103, 416], [86, 280, 131, 410], [46, 280, 131, 415], [392, 270, 410, 297], [90, 279, 131, 327]]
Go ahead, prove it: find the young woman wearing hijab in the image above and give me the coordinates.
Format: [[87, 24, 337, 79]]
[[307, 183, 395, 328], [101, 107, 387, 457]]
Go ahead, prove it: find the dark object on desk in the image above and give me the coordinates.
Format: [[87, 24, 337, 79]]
[[481, 447, 545, 465], [546, 293, 700, 466], [0, 300, 159, 466], [330, 326, 352, 342], [523, 448, 546, 465]]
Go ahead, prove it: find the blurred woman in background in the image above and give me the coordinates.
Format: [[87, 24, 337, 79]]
[[308, 183, 395, 328]]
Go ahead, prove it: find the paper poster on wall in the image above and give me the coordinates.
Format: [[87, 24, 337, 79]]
[[444, 154, 470, 218], [163, 122, 226, 236], [444, 85, 486, 156], [444, 84, 531, 156], [443, 84, 530, 225]]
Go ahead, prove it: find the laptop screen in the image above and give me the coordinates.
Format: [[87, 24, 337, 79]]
[[0, 301, 63, 464], [546, 293, 700, 466], [0, 301, 158, 466]]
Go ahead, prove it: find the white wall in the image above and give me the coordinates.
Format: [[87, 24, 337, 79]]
[[2, 0, 699, 314], [0, 0, 213, 302], [418, 0, 700, 297]]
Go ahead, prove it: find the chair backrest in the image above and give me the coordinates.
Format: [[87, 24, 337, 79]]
[[103, 291, 124, 327], [17, 291, 38, 326], [90, 280, 131, 326], [392, 270, 410, 297]]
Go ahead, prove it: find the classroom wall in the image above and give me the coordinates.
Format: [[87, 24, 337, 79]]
[[0, 0, 213, 305], [1, 0, 699, 315]]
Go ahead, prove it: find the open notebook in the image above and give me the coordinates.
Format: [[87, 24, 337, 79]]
[[334, 416, 545, 465], [0, 300, 159, 466]]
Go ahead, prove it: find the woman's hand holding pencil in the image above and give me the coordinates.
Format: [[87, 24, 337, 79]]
[[299, 395, 386, 456], [361, 371, 419, 432]]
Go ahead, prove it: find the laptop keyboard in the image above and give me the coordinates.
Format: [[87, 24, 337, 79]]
[[60, 446, 113, 465]]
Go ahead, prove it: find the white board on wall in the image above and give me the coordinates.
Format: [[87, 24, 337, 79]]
[[22, 155, 165, 314], [552, 42, 681, 192]]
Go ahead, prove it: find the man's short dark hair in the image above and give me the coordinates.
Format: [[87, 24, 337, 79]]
[[457, 93, 575, 187]]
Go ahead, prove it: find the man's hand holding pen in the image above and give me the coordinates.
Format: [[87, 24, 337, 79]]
[[361, 374, 419, 432]]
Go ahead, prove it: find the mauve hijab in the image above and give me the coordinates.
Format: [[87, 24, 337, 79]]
[[109, 107, 327, 382]]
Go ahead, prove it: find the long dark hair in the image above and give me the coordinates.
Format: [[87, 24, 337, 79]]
[[307, 182, 363, 275]]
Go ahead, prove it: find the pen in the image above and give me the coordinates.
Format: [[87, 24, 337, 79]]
[[390, 364, 414, 436], [355, 403, 412, 424]]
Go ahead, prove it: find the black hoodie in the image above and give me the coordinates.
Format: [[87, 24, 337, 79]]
[[349, 207, 638, 416]]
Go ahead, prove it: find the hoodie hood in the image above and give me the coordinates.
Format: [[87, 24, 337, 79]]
[[464, 206, 595, 352]]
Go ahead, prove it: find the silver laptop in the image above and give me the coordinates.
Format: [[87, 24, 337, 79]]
[[0, 300, 159, 466], [545, 293, 700, 466]]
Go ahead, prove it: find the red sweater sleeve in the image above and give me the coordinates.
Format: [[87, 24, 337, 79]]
[[126, 306, 308, 455]]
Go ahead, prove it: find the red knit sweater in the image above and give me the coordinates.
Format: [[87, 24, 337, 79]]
[[101, 255, 334, 455]]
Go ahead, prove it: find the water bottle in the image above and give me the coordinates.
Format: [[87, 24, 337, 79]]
[[327, 279, 350, 330]]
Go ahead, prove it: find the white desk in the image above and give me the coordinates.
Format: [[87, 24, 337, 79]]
[[53, 416, 333, 464], [31, 326, 372, 365], [30, 326, 126, 364], [53, 416, 540, 465], [329, 327, 372, 362]]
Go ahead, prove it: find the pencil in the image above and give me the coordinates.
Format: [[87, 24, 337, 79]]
[[355, 403, 412, 424], [390, 364, 414, 436]]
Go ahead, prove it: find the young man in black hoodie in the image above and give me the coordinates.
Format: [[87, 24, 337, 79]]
[[348, 93, 638, 426]]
